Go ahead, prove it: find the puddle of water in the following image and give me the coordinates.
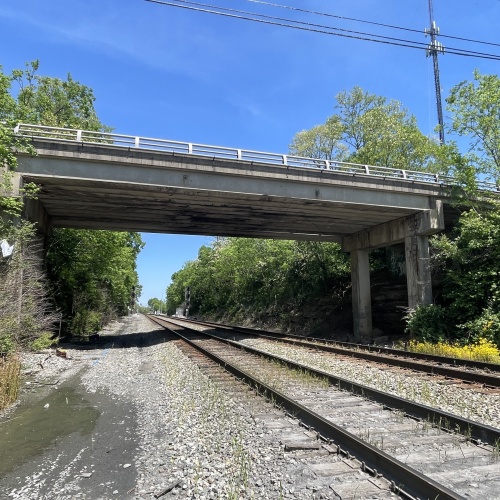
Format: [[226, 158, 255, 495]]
[[0, 386, 100, 477]]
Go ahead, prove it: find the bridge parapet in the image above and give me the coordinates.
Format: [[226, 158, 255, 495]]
[[14, 123, 499, 193]]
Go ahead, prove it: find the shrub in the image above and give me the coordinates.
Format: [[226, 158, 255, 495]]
[[0, 334, 15, 356], [404, 304, 449, 342], [30, 331, 57, 351], [459, 307, 500, 346], [409, 337, 500, 363], [70, 310, 103, 337]]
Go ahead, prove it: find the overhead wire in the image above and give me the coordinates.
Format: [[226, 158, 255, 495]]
[[144, 0, 500, 61], [241, 0, 500, 49]]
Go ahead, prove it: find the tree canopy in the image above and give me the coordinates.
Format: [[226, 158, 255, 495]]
[[290, 86, 444, 172], [447, 70, 500, 184], [47, 230, 144, 333], [166, 238, 350, 329], [0, 61, 144, 342], [12, 60, 111, 131]]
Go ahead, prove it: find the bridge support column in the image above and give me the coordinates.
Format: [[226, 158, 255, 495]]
[[350, 249, 372, 342], [405, 234, 432, 309], [342, 200, 444, 340]]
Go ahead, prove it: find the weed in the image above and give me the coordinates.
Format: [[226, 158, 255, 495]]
[[492, 439, 500, 463], [408, 338, 500, 363], [0, 354, 21, 411]]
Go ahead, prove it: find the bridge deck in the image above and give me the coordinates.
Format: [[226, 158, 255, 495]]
[[15, 137, 450, 241]]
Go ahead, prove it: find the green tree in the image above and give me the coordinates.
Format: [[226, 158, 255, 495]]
[[165, 238, 350, 326], [431, 202, 500, 345], [47, 229, 144, 335], [0, 63, 57, 354], [12, 60, 111, 131], [1, 60, 143, 342], [289, 115, 348, 161], [147, 297, 165, 313], [447, 70, 500, 183], [290, 86, 443, 171]]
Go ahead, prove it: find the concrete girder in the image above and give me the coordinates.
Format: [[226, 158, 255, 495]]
[[341, 199, 444, 252]]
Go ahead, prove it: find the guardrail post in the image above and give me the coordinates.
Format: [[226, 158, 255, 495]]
[[325, 160, 330, 170], [188, 143, 193, 154], [76, 130, 82, 142], [134, 136, 140, 148], [282, 155, 288, 166], [237, 149, 242, 160], [364, 165, 370, 175], [434, 174, 439, 183], [13, 124, 20, 134], [401, 170, 407, 179]]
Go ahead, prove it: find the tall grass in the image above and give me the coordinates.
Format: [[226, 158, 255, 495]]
[[0, 355, 21, 411]]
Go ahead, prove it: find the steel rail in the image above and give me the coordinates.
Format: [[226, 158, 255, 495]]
[[13, 122, 500, 193], [230, 328, 500, 387], [159, 316, 500, 445], [182, 317, 500, 377], [149, 316, 462, 500]]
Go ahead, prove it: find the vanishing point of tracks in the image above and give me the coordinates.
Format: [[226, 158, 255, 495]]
[[147, 315, 500, 500]]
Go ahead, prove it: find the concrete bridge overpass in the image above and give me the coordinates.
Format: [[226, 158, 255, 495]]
[[9, 124, 496, 340]]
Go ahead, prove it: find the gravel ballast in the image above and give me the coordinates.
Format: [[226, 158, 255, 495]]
[[237, 337, 500, 428], [4, 314, 499, 499], [1, 315, 352, 499]]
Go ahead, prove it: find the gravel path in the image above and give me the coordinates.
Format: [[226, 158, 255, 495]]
[[2, 314, 352, 499]]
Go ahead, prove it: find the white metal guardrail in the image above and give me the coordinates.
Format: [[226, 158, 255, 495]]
[[13, 123, 499, 193]]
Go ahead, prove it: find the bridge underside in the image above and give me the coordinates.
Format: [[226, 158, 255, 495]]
[[14, 139, 449, 341], [21, 175, 420, 242]]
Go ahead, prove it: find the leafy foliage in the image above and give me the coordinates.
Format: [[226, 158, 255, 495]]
[[431, 203, 500, 343], [1, 60, 143, 346], [47, 229, 144, 335], [166, 238, 350, 324], [408, 202, 500, 346], [404, 305, 449, 343], [290, 86, 443, 171], [447, 70, 500, 183], [12, 60, 111, 132], [147, 298, 166, 313]]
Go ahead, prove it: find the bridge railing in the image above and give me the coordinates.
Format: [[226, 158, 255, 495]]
[[13, 123, 500, 193]]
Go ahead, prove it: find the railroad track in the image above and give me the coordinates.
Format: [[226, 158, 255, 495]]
[[172, 317, 500, 391], [147, 315, 500, 500]]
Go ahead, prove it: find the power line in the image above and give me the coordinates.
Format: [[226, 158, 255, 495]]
[[145, 0, 500, 61], [241, 0, 500, 49], [161, 0, 435, 49]]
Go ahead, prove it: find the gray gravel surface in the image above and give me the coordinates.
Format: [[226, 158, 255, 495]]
[[165, 318, 500, 428], [3, 314, 378, 499]]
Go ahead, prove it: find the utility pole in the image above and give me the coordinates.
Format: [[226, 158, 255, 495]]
[[426, 0, 445, 144]]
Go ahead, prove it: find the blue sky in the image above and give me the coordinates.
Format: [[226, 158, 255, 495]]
[[1, 0, 499, 304]]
